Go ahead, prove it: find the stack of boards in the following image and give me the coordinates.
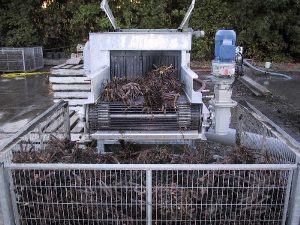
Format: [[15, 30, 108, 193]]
[[50, 63, 90, 112], [50, 63, 88, 141]]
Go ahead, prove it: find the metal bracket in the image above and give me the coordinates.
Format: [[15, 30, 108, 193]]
[[100, 0, 120, 30], [178, 0, 196, 30]]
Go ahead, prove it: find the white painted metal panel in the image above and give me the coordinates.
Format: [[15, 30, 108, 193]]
[[90, 66, 110, 103], [51, 84, 91, 91], [50, 69, 85, 76], [181, 66, 203, 104], [89, 32, 192, 51], [50, 77, 91, 84], [54, 99, 88, 106], [91, 130, 202, 140], [53, 92, 90, 99]]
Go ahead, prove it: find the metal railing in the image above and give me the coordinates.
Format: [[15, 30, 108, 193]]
[[1, 101, 300, 225], [0, 47, 43, 72]]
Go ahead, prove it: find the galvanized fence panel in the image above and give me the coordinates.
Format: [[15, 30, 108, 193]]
[[0, 47, 43, 72], [5, 164, 296, 225]]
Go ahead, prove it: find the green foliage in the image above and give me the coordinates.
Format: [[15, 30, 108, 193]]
[[226, 0, 300, 62], [0, 0, 42, 47], [190, 0, 232, 60], [0, 0, 299, 61]]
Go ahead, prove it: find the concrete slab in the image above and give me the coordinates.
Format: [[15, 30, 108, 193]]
[[0, 74, 53, 141]]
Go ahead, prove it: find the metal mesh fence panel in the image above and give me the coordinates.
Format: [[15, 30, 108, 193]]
[[0, 47, 43, 72], [6, 165, 295, 225], [10, 169, 147, 225], [152, 169, 293, 225]]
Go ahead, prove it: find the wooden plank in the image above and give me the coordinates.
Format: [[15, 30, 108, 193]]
[[71, 133, 84, 141], [72, 64, 84, 69], [61, 64, 75, 69], [239, 75, 271, 96], [52, 84, 91, 91], [71, 116, 84, 133], [52, 63, 67, 69], [53, 92, 90, 99], [66, 58, 82, 65], [69, 113, 79, 130], [50, 69, 85, 76], [53, 99, 88, 106], [49, 76, 91, 84], [69, 110, 76, 116], [69, 106, 83, 112]]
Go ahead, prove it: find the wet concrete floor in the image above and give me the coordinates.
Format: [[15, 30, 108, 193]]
[[0, 74, 53, 145], [255, 71, 300, 107]]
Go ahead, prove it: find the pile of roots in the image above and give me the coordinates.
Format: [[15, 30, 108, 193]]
[[12, 137, 284, 225], [100, 65, 184, 112]]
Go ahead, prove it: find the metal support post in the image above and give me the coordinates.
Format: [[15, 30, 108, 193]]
[[288, 163, 300, 225], [38, 124, 44, 150], [146, 170, 152, 225], [63, 104, 71, 140], [22, 50, 25, 71], [0, 163, 14, 225], [97, 140, 105, 154]]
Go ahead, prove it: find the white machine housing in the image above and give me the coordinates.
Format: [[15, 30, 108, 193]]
[[81, 1, 209, 148]]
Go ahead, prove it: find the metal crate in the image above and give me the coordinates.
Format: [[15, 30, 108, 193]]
[[1, 101, 300, 225], [0, 47, 44, 72]]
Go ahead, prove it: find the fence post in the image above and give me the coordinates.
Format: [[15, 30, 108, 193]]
[[0, 163, 14, 225], [63, 103, 71, 140], [288, 162, 300, 225], [146, 170, 152, 225], [38, 124, 44, 150], [22, 50, 25, 71]]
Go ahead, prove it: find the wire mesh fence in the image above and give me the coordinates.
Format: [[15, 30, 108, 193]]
[[6, 165, 295, 225], [231, 101, 297, 164], [0, 101, 300, 225], [0, 47, 43, 72]]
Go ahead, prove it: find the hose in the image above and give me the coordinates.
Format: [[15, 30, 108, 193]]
[[0, 72, 50, 78], [243, 59, 292, 80], [193, 78, 207, 92]]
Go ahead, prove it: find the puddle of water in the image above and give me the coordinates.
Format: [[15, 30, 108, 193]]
[[258, 76, 300, 107], [15, 77, 25, 80], [1, 118, 29, 133]]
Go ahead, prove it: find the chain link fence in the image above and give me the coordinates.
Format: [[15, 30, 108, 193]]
[[1, 101, 300, 225], [231, 101, 298, 164], [0, 47, 43, 72]]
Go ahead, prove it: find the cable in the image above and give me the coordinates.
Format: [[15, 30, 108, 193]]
[[243, 59, 292, 80], [43, 45, 77, 51], [193, 78, 206, 92], [1, 72, 50, 78]]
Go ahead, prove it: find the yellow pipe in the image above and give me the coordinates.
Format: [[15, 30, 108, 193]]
[[1, 72, 50, 78]]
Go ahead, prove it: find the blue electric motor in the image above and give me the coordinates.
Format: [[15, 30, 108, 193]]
[[214, 30, 236, 62]]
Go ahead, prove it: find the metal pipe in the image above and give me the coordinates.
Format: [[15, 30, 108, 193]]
[[146, 170, 152, 225], [0, 164, 14, 225], [7, 163, 296, 171], [110, 114, 177, 119], [243, 59, 292, 80], [206, 128, 295, 160]]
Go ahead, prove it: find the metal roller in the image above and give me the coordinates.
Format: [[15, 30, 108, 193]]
[[88, 95, 201, 131]]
